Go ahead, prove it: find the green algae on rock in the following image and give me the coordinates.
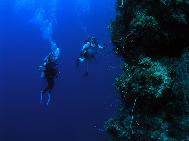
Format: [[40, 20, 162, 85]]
[[106, 0, 189, 140], [115, 57, 171, 98]]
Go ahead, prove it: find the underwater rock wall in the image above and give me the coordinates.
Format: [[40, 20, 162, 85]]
[[106, 0, 189, 140]]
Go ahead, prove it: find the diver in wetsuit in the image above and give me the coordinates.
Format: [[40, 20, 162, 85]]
[[76, 36, 104, 75], [38, 41, 60, 105]]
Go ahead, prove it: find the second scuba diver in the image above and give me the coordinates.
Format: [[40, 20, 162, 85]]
[[76, 36, 104, 75]]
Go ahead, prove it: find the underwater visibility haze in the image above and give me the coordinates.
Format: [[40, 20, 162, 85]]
[[1, 0, 189, 141], [0, 0, 122, 141]]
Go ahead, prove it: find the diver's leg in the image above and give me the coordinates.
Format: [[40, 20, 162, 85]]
[[85, 60, 89, 76], [46, 92, 51, 106], [76, 58, 80, 67], [40, 85, 48, 104], [40, 91, 43, 104], [40, 90, 46, 104], [46, 79, 54, 105]]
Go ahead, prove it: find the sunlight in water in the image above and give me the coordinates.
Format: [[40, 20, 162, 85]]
[[74, 0, 91, 34], [15, 0, 35, 12], [32, 0, 57, 43], [74, 0, 91, 15], [15, 0, 58, 44], [32, 8, 54, 41]]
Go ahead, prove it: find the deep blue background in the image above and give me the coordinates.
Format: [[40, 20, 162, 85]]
[[0, 1, 122, 141]]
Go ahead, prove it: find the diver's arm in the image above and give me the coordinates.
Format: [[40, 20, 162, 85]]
[[98, 44, 104, 49], [46, 93, 51, 106], [37, 65, 45, 79], [38, 65, 45, 71], [82, 42, 90, 51]]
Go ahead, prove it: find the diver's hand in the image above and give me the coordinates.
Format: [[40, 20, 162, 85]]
[[98, 44, 105, 50], [38, 66, 44, 71]]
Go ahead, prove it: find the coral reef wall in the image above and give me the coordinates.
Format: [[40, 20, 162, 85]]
[[106, 0, 189, 140]]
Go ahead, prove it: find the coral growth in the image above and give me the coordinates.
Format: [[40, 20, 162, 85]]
[[111, 0, 189, 58], [115, 57, 171, 98], [106, 0, 189, 140]]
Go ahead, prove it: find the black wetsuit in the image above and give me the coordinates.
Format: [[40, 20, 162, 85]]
[[42, 54, 58, 94]]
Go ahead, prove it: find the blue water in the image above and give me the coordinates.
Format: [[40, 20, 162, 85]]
[[0, 1, 122, 141]]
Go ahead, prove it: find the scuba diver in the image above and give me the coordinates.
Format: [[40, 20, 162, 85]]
[[38, 41, 60, 106], [76, 36, 104, 75]]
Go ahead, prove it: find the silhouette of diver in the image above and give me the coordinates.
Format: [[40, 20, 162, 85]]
[[76, 36, 104, 75], [38, 41, 60, 105]]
